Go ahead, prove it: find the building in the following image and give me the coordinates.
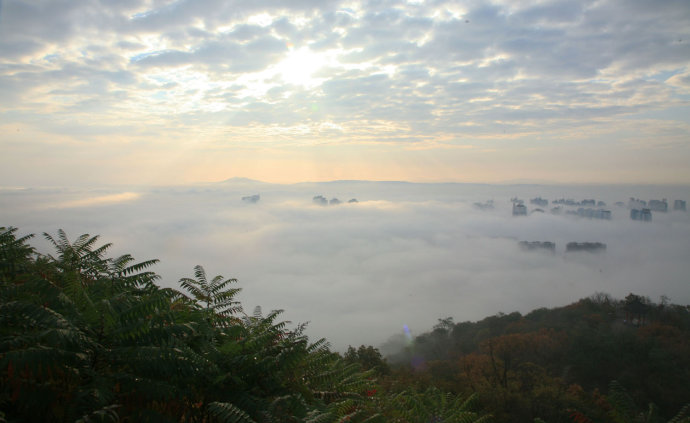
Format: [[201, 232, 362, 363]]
[[570, 208, 612, 219], [596, 209, 612, 219], [519, 241, 555, 252], [648, 199, 668, 212], [629, 198, 646, 209], [530, 197, 548, 207], [631, 208, 652, 222], [474, 200, 494, 210], [641, 209, 652, 221], [566, 242, 606, 253], [674, 200, 687, 211], [313, 195, 328, 206], [241, 194, 260, 203], [512, 203, 527, 216]]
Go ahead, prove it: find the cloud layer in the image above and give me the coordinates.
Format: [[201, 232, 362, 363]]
[[3, 180, 689, 350], [1, 0, 690, 185]]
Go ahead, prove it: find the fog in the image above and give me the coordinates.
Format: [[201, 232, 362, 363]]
[[2, 179, 689, 351]]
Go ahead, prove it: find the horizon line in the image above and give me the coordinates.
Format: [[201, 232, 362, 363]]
[[4, 178, 690, 190]]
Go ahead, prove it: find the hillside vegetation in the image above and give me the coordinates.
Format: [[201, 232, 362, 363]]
[[1, 226, 689, 423], [382, 292, 690, 422]]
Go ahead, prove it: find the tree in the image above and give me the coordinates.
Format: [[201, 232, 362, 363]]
[[344, 345, 390, 376], [0, 227, 34, 283], [180, 265, 242, 326], [1, 229, 208, 422]]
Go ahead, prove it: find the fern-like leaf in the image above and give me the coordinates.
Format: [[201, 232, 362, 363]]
[[74, 404, 121, 423], [207, 402, 257, 423]]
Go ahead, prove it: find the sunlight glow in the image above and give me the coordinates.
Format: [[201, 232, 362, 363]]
[[274, 47, 328, 88], [247, 13, 273, 27], [53, 192, 142, 208]]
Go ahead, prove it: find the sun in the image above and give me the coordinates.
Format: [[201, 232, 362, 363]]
[[274, 47, 328, 88]]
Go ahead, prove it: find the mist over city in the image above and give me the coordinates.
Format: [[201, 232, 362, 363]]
[[3, 180, 689, 351]]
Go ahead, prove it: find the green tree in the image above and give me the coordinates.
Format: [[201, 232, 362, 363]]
[[0, 227, 34, 283], [344, 345, 390, 376], [389, 387, 490, 423], [180, 265, 242, 326], [1, 229, 208, 421]]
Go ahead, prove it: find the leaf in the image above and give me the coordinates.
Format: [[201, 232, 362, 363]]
[[207, 402, 257, 423]]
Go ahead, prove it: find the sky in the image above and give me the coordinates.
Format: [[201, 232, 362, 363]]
[[1, 0, 690, 186], [2, 181, 690, 351]]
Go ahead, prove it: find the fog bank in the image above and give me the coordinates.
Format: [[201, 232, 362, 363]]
[[2, 180, 689, 351]]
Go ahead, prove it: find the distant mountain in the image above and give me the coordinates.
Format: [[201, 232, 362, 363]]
[[322, 180, 412, 185]]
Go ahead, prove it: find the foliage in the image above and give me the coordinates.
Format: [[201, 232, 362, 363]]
[[180, 265, 242, 326], [384, 291, 690, 423], [388, 387, 490, 423], [343, 345, 390, 376], [0, 227, 490, 422]]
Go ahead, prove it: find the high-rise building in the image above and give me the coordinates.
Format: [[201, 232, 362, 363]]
[[631, 208, 652, 222], [648, 199, 668, 212], [513, 203, 527, 216], [566, 242, 606, 253]]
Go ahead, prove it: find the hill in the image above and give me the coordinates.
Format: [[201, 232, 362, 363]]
[[380, 293, 690, 422]]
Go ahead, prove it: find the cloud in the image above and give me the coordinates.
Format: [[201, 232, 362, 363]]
[[1, 0, 689, 184], [3, 181, 690, 351], [52, 192, 142, 208]]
